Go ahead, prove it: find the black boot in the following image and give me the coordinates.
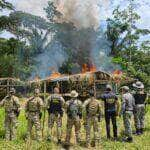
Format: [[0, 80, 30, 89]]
[[136, 129, 141, 135], [140, 128, 144, 134], [126, 137, 133, 142], [57, 139, 61, 144]]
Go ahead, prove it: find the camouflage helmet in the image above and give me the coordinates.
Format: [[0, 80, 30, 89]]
[[10, 87, 16, 94]]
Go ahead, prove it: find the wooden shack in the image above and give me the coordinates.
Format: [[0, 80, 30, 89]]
[[0, 78, 26, 99]]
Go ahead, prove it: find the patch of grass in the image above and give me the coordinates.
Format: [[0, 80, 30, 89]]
[[0, 106, 150, 149]]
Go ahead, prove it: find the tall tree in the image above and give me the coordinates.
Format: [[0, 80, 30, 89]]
[[106, 3, 150, 89]]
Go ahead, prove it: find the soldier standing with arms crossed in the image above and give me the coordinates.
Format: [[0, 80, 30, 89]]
[[65, 90, 82, 145], [0, 88, 20, 140], [25, 88, 43, 141], [83, 91, 101, 148], [46, 87, 65, 144]]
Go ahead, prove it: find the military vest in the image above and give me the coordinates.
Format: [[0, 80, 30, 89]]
[[48, 95, 63, 114], [28, 97, 40, 112], [4, 96, 17, 112], [134, 93, 147, 105]]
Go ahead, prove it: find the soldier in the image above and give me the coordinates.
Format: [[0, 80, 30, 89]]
[[121, 86, 135, 142], [83, 91, 101, 148], [46, 87, 65, 144], [133, 81, 147, 135], [25, 88, 43, 141], [100, 84, 119, 140], [65, 90, 82, 145], [0, 88, 20, 140]]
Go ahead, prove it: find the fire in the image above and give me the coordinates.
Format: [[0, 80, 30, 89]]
[[113, 70, 123, 76], [89, 64, 96, 72], [47, 72, 62, 80], [112, 70, 123, 83], [82, 63, 96, 73]]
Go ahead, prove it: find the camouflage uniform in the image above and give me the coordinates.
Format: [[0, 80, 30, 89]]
[[0, 95, 20, 140], [65, 96, 82, 144], [121, 90, 135, 139], [133, 92, 147, 134], [46, 94, 65, 141], [25, 95, 43, 141], [83, 97, 101, 147]]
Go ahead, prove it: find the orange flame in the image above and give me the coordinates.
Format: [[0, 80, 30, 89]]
[[89, 64, 96, 72], [47, 72, 62, 80], [82, 63, 96, 73], [112, 70, 123, 83]]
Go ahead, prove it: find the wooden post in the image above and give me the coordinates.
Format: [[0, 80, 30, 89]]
[[7, 79, 10, 93], [42, 81, 47, 138], [93, 75, 97, 98]]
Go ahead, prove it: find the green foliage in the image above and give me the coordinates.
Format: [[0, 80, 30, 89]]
[[0, 38, 33, 79], [106, 3, 150, 90], [44, 1, 62, 23], [106, 4, 150, 56], [8, 11, 52, 55], [0, 0, 14, 10]]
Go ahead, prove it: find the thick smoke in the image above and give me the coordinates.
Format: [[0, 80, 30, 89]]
[[31, 0, 118, 78], [54, 0, 101, 29], [15, 0, 120, 78], [31, 41, 67, 78]]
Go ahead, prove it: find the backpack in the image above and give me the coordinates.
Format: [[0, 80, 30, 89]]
[[67, 100, 79, 118], [48, 95, 63, 115], [86, 99, 99, 116]]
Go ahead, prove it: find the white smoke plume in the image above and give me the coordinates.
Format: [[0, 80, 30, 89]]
[[53, 0, 110, 29]]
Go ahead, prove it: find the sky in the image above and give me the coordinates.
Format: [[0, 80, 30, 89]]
[[0, 0, 150, 38]]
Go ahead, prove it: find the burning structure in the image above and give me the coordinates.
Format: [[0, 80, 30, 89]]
[[29, 67, 134, 101]]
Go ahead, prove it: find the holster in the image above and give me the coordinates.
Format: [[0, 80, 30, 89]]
[[14, 109, 20, 117]]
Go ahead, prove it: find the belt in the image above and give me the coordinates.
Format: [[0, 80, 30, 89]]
[[125, 110, 133, 112], [29, 110, 39, 113], [135, 104, 144, 106]]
